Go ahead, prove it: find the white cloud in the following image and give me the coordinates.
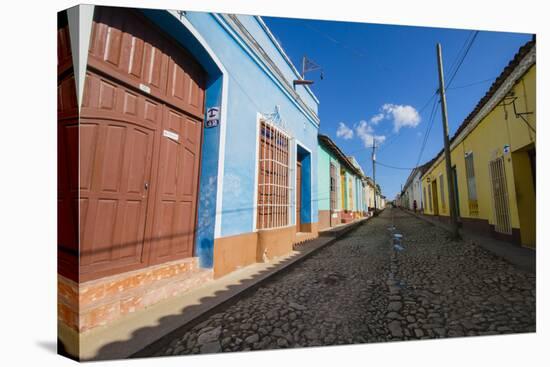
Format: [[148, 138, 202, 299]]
[[355, 120, 386, 148], [336, 122, 354, 139], [370, 113, 385, 125], [381, 103, 421, 132]]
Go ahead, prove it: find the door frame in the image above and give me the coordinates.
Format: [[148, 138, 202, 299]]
[[296, 161, 302, 232], [432, 179, 439, 216], [451, 165, 461, 219], [78, 7, 207, 281]]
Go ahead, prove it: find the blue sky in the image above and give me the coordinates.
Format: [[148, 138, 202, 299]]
[[263, 16, 532, 199]]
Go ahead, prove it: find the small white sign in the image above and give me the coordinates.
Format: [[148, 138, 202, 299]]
[[503, 144, 510, 154], [139, 83, 151, 94], [206, 106, 220, 128], [163, 129, 179, 142], [331, 213, 338, 218]]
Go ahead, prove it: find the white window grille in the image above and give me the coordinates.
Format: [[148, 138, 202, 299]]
[[257, 120, 290, 229], [329, 163, 337, 211]]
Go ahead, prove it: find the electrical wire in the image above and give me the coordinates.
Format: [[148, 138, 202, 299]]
[[415, 97, 439, 168], [445, 30, 475, 77], [375, 161, 418, 170], [447, 76, 496, 90], [303, 23, 366, 58], [446, 31, 479, 90], [411, 31, 479, 171]]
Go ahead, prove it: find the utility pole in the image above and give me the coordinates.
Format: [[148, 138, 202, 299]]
[[372, 139, 377, 214], [436, 43, 459, 239]]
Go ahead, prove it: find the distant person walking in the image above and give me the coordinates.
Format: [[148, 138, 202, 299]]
[[413, 199, 417, 213]]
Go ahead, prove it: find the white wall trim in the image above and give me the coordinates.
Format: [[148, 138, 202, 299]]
[[252, 113, 262, 232], [294, 139, 312, 226], [211, 13, 320, 128], [254, 16, 320, 105], [168, 10, 229, 239], [295, 138, 312, 154]]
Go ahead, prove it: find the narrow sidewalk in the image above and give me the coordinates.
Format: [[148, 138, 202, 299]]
[[401, 208, 535, 273], [78, 216, 371, 361]]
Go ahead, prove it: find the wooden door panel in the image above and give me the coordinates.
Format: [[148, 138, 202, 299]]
[[181, 148, 196, 197], [79, 119, 154, 274], [58, 120, 79, 265], [74, 6, 205, 281], [89, 7, 170, 99], [57, 12, 72, 75], [88, 6, 205, 119], [149, 107, 200, 264]]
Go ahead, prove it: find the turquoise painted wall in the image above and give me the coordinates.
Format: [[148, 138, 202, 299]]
[[317, 142, 347, 212], [317, 144, 331, 211]]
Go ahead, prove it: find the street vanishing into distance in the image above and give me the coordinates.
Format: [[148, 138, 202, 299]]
[[148, 208, 535, 356]]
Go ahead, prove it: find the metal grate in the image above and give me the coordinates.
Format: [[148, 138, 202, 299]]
[[464, 152, 479, 215], [329, 163, 337, 211], [489, 156, 512, 234], [257, 120, 290, 229]]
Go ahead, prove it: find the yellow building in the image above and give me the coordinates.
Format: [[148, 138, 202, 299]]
[[421, 38, 536, 249]]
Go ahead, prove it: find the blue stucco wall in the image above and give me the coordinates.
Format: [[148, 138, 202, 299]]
[[184, 13, 319, 236], [235, 15, 319, 113], [140, 10, 225, 268], [140, 10, 320, 268]]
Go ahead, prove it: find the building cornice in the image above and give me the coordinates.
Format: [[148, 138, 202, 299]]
[[211, 13, 320, 127], [255, 16, 320, 105], [422, 45, 536, 179]]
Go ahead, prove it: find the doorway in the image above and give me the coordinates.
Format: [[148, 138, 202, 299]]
[[452, 165, 461, 219], [329, 163, 338, 227], [489, 156, 512, 235], [74, 7, 206, 281], [432, 179, 439, 216], [296, 161, 302, 232]]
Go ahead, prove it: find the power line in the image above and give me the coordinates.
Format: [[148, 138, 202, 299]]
[[415, 97, 439, 168], [411, 31, 479, 171], [376, 161, 418, 170], [303, 23, 366, 58], [446, 31, 479, 90], [445, 30, 475, 77], [447, 76, 496, 90]]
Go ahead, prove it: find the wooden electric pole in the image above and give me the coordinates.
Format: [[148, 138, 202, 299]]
[[436, 43, 459, 239]]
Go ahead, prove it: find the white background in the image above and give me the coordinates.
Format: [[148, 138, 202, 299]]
[[0, 0, 546, 365]]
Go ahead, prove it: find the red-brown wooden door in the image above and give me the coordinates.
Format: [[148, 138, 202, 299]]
[[58, 11, 79, 280], [76, 6, 205, 281], [296, 161, 302, 232], [148, 107, 202, 264], [79, 117, 155, 275]]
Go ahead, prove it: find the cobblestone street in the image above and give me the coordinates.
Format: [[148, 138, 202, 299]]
[[152, 208, 535, 356]]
